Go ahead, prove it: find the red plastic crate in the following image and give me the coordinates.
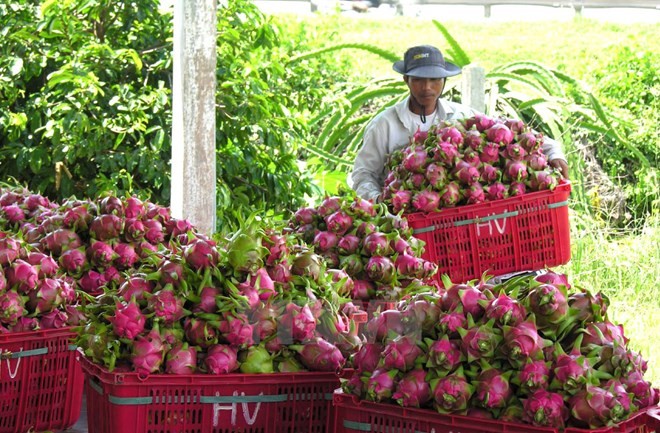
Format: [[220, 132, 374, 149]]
[[0, 327, 84, 433], [80, 354, 345, 433], [406, 181, 571, 284], [332, 390, 657, 433]]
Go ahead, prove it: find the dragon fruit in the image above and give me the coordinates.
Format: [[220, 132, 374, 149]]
[[365, 368, 399, 402], [88, 240, 117, 269], [458, 317, 502, 363], [502, 317, 549, 367], [483, 292, 527, 327], [390, 190, 413, 214], [280, 303, 316, 343], [313, 230, 339, 252], [204, 344, 239, 374], [437, 310, 467, 338], [108, 300, 146, 340], [27, 252, 59, 278], [364, 255, 395, 284], [58, 248, 87, 276], [7, 259, 39, 293], [569, 385, 629, 428], [381, 334, 423, 372], [473, 366, 514, 411], [485, 122, 514, 145], [392, 368, 431, 408], [402, 146, 429, 173], [411, 188, 440, 212], [514, 360, 552, 396], [290, 338, 345, 372], [425, 336, 463, 376], [113, 243, 140, 270], [432, 141, 459, 166], [27, 277, 65, 314], [218, 312, 254, 348], [439, 181, 461, 207], [147, 289, 186, 325], [522, 389, 569, 429], [366, 309, 404, 343], [165, 343, 197, 374], [131, 329, 165, 376], [123, 218, 145, 242], [89, 214, 123, 241], [465, 113, 496, 132], [431, 367, 474, 414], [39, 309, 69, 329], [486, 182, 508, 201], [425, 163, 448, 189], [0, 290, 26, 325], [325, 210, 354, 236], [350, 342, 383, 372], [184, 317, 218, 349], [183, 238, 219, 271]]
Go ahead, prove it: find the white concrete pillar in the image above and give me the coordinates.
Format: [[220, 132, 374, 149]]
[[461, 64, 486, 113], [171, 0, 217, 235]]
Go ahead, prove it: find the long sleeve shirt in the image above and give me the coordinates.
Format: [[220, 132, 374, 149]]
[[348, 96, 567, 201]]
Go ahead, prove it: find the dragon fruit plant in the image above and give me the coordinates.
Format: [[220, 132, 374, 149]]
[[287, 193, 439, 303], [381, 114, 564, 214], [340, 270, 659, 429]]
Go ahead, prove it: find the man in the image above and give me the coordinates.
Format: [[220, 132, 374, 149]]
[[348, 45, 569, 202]]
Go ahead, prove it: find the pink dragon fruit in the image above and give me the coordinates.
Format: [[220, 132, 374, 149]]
[[290, 338, 345, 372], [26, 252, 59, 278], [479, 141, 501, 164], [11, 316, 40, 332], [431, 367, 474, 413], [473, 366, 514, 410], [402, 146, 429, 173], [437, 310, 468, 338], [486, 181, 508, 201], [0, 236, 22, 266], [392, 368, 431, 408], [204, 344, 239, 374], [485, 123, 514, 145], [502, 142, 527, 161], [124, 196, 146, 219], [118, 275, 154, 302], [389, 189, 413, 214], [218, 312, 254, 348], [143, 219, 165, 244], [549, 343, 595, 395], [280, 303, 316, 343], [364, 255, 395, 284], [522, 389, 569, 429], [27, 277, 65, 314], [381, 334, 423, 372], [39, 309, 69, 329], [89, 214, 123, 241], [108, 300, 146, 339], [365, 368, 399, 402], [183, 238, 219, 271], [517, 131, 540, 152], [424, 163, 448, 189], [313, 230, 339, 253], [526, 283, 569, 329], [621, 371, 660, 409], [527, 151, 548, 170], [325, 210, 354, 236], [147, 289, 186, 325], [509, 181, 527, 197], [453, 160, 480, 186], [580, 321, 628, 349], [412, 126, 428, 144], [40, 228, 83, 255], [7, 259, 39, 294], [425, 336, 463, 375], [88, 240, 117, 269], [568, 288, 608, 323], [502, 317, 549, 367], [479, 163, 501, 183], [412, 188, 440, 213], [528, 170, 558, 191], [432, 141, 459, 166], [438, 125, 464, 146], [361, 232, 391, 257], [569, 385, 629, 428], [165, 343, 197, 374], [351, 279, 375, 300], [464, 129, 483, 150], [184, 318, 218, 348], [466, 183, 486, 204], [458, 317, 502, 363], [113, 243, 140, 270], [350, 196, 377, 218], [58, 248, 87, 276], [505, 160, 528, 181], [464, 113, 496, 132], [122, 218, 146, 242], [439, 181, 461, 207], [366, 309, 404, 343], [78, 270, 107, 296], [2, 204, 25, 224], [514, 359, 552, 396], [0, 290, 26, 325], [131, 328, 165, 376], [337, 233, 361, 255], [484, 292, 527, 326], [350, 342, 383, 373]]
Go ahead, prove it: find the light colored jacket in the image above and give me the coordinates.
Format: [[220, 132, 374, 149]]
[[348, 95, 567, 201]]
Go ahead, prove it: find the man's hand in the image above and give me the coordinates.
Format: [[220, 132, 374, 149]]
[[550, 159, 569, 179]]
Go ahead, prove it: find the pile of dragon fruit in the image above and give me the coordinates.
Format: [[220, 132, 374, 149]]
[[381, 114, 564, 214], [342, 272, 659, 430], [287, 194, 439, 302], [0, 186, 363, 375]]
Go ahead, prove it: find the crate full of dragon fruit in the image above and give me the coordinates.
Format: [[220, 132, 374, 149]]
[[332, 390, 660, 433], [405, 180, 571, 284], [0, 328, 84, 433], [81, 354, 346, 433]]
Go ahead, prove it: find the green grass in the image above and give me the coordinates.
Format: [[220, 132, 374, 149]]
[[275, 12, 660, 386]]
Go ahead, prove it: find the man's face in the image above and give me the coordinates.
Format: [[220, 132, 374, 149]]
[[405, 76, 446, 109]]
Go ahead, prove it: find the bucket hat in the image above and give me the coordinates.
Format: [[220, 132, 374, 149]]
[[393, 45, 461, 78]]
